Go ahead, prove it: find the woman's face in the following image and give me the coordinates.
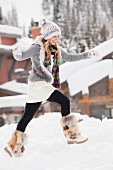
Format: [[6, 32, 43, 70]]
[[48, 35, 60, 45]]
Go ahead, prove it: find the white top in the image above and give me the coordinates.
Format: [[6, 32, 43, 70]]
[[27, 81, 55, 103]]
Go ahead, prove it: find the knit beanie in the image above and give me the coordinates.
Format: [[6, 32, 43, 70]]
[[39, 19, 61, 40]]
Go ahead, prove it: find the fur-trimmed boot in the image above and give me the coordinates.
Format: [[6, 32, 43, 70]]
[[4, 130, 28, 157], [60, 114, 88, 144]]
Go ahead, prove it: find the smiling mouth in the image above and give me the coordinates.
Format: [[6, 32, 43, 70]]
[[52, 42, 56, 44]]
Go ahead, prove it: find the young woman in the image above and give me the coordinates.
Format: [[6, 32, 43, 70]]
[[5, 19, 97, 157]]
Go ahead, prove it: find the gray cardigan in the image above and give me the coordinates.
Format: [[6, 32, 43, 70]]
[[13, 37, 90, 83]]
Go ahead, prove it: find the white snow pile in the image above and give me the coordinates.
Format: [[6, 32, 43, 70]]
[[0, 113, 113, 170]]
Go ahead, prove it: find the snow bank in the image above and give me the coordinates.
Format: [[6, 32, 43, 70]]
[[0, 113, 113, 170]]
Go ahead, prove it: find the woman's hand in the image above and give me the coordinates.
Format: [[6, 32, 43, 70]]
[[13, 47, 22, 56], [88, 50, 98, 58]]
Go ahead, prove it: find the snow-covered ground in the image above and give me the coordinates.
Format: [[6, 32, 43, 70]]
[[0, 113, 113, 170]]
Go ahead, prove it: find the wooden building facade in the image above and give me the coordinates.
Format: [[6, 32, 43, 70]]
[[0, 25, 41, 126], [60, 53, 113, 120]]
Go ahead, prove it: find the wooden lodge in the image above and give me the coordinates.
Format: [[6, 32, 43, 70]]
[[60, 52, 113, 120], [0, 24, 41, 126]]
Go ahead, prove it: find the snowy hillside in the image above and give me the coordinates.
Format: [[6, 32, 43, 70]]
[[1, 113, 113, 170]]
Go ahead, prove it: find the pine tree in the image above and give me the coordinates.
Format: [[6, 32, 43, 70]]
[[71, 1, 77, 36], [100, 24, 107, 42], [30, 18, 35, 27], [0, 7, 3, 24], [42, 0, 51, 15], [23, 25, 26, 37], [53, 0, 66, 30], [41, 0, 113, 51], [7, 5, 18, 26], [28, 18, 34, 38], [63, 0, 71, 39]]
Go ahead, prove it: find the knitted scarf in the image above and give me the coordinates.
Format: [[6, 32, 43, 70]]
[[43, 45, 60, 88]]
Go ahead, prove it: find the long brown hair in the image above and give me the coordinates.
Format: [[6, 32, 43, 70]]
[[41, 37, 61, 62]]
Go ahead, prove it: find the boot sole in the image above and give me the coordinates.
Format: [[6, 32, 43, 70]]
[[67, 138, 88, 144]]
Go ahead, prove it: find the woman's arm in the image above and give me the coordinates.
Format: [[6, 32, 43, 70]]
[[13, 44, 40, 61], [61, 48, 97, 63]]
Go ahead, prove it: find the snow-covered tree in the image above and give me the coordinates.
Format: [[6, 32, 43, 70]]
[[6, 5, 18, 27], [41, 0, 113, 52], [42, 0, 51, 16], [0, 7, 3, 24]]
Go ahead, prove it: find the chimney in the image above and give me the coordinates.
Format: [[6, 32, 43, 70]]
[[29, 21, 42, 39]]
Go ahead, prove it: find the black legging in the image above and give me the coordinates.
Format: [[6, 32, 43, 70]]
[[16, 90, 70, 132]]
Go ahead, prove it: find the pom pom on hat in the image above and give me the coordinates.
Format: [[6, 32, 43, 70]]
[[39, 18, 61, 40]]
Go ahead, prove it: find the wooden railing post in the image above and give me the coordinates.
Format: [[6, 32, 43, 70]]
[[81, 94, 90, 116], [109, 78, 113, 96]]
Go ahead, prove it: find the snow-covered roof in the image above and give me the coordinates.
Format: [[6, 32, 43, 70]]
[[68, 59, 113, 96], [0, 80, 27, 94], [14, 68, 25, 73], [0, 44, 14, 51], [60, 38, 113, 83], [0, 95, 26, 108], [0, 25, 22, 38], [0, 37, 33, 51]]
